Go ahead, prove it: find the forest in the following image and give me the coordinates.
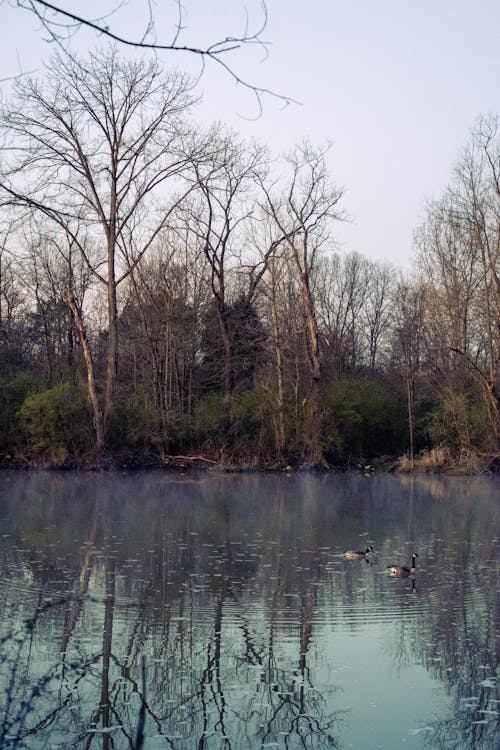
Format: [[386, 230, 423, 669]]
[[0, 50, 499, 471]]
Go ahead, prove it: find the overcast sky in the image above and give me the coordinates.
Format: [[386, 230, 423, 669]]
[[2, 0, 499, 268]]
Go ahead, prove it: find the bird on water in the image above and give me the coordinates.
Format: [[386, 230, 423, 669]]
[[344, 545, 374, 559], [387, 552, 418, 576]]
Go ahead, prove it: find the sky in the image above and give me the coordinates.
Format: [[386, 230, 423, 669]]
[[2, 0, 500, 269]]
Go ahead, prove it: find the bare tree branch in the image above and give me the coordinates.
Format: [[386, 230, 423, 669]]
[[11, 0, 297, 114]]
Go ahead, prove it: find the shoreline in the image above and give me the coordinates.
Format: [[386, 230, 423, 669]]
[[1, 448, 499, 475]]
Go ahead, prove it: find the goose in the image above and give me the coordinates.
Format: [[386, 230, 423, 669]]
[[344, 545, 374, 559], [387, 552, 418, 576]]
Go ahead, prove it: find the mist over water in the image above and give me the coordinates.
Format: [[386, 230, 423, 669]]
[[0, 471, 498, 748]]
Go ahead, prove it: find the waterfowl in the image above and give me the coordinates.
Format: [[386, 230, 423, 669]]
[[387, 552, 418, 576], [344, 545, 374, 559]]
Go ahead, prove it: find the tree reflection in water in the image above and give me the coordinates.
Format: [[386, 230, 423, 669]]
[[0, 471, 497, 748]]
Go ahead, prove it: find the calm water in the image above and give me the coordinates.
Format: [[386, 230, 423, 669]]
[[0, 470, 498, 749]]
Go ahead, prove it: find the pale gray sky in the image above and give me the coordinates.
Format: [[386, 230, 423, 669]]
[[2, 0, 499, 267]]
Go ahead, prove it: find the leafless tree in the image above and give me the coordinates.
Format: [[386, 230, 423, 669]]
[[262, 141, 344, 466], [392, 281, 426, 466], [417, 115, 500, 445], [0, 219, 22, 330], [16, 225, 93, 379], [260, 249, 288, 458], [1, 49, 201, 453], [123, 227, 211, 452], [188, 133, 271, 417], [315, 252, 369, 374], [363, 259, 395, 371]]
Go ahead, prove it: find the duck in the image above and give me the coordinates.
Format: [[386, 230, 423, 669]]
[[387, 552, 418, 577], [344, 545, 374, 559]]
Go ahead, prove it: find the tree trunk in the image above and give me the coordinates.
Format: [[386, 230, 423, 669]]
[[406, 373, 415, 467], [63, 291, 105, 455], [270, 279, 285, 459], [104, 247, 118, 439], [300, 271, 325, 466], [485, 380, 500, 445], [217, 306, 233, 419], [307, 378, 324, 467]]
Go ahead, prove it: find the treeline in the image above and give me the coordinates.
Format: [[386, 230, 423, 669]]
[[0, 50, 498, 468]]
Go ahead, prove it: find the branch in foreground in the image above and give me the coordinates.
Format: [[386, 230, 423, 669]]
[[14, 0, 298, 114]]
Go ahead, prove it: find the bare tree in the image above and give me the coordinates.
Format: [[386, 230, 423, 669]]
[[0, 219, 22, 330], [392, 281, 426, 466], [1, 49, 200, 453], [123, 228, 211, 452], [363, 259, 395, 372], [315, 252, 369, 374], [451, 117, 500, 442], [417, 115, 500, 445], [261, 251, 288, 458], [17, 225, 93, 379], [262, 141, 344, 466], [188, 133, 271, 418]]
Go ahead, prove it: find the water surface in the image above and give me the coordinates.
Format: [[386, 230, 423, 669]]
[[0, 470, 498, 749]]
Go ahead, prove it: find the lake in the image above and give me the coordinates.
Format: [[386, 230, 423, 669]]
[[0, 470, 498, 749]]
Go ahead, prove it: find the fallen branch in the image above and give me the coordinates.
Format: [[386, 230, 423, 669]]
[[162, 454, 218, 464]]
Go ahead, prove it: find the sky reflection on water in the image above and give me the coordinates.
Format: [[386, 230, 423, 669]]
[[0, 471, 498, 749]]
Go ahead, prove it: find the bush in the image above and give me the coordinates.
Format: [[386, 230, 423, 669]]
[[188, 387, 274, 459], [324, 376, 405, 462], [229, 386, 276, 453], [189, 393, 226, 447], [110, 391, 156, 449], [0, 373, 45, 457], [426, 384, 492, 451], [17, 381, 92, 462]]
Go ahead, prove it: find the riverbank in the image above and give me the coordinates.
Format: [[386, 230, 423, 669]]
[[1, 446, 499, 474], [394, 447, 500, 475]]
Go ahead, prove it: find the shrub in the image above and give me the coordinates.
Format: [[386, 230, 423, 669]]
[[17, 381, 92, 462], [229, 386, 276, 454], [426, 384, 492, 451], [0, 373, 44, 456], [110, 391, 156, 449], [188, 387, 274, 459], [190, 393, 226, 447], [324, 376, 405, 461]]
